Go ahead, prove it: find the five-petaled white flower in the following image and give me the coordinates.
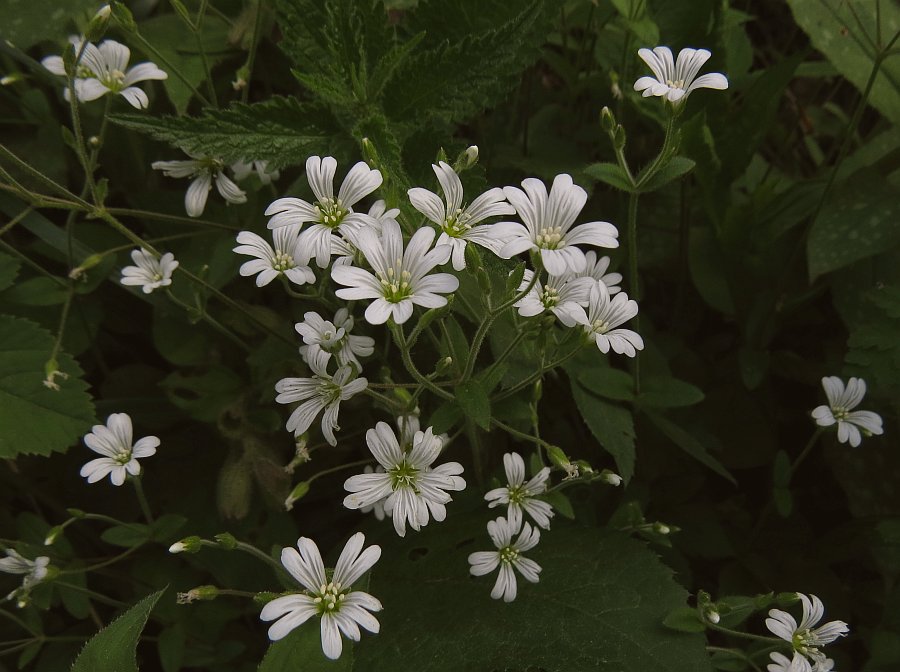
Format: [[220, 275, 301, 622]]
[[767, 652, 813, 672], [358, 465, 386, 521], [484, 452, 554, 530], [468, 516, 541, 603], [490, 174, 619, 276], [120, 248, 178, 294], [0, 550, 50, 606], [42, 37, 167, 109], [766, 593, 849, 665], [265, 156, 383, 268], [343, 421, 465, 537], [583, 281, 643, 357], [275, 357, 367, 446], [296, 308, 374, 370], [332, 219, 458, 325], [232, 159, 280, 185], [152, 154, 247, 217], [408, 161, 515, 271], [233, 227, 315, 288], [811, 376, 883, 447], [80, 413, 159, 486], [577, 251, 621, 294], [514, 269, 592, 327], [633, 47, 728, 104], [260, 533, 382, 660]]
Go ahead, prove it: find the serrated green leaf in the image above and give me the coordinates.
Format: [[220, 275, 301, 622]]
[[455, 379, 491, 430], [0, 315, 95, 458], [0, 252, 21, 292], [111, 98, 342, 169], [584, 162, 635, 191], [570, 381, 636, 483], [70, 589, 164, 672], [644, 411, 736, 484]]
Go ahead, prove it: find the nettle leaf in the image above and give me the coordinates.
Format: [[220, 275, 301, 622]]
[[807, 169, 900, 280], [0, 315, 95, 458], [570, 380, 636, 484], [70, 589, 165, 672], [110, 98, 343, 169], [351, 503, 712, 671], [787, 0, 900, 126], [383, 0, 554, 124]]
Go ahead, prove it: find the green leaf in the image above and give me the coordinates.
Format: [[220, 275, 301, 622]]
[[70, 589, 164, 672], [584, 162, 635, 192], [640, 157, 696, 192], [610, 0, 660, 45], [807, 169, 900, 280], [569, 364, 635, 402], [151, 514, 187, 543], [644, 411, 736, 485], [0, 315, 95, 458], [0, 252, 20, 292], [454, 379, 492, 431], [540, 490, 574, 519], [358, 505, 712, 671], [570, 381, 636, 484], [1, 0, 97, 49], [259, 617, 354, 670], [786, 0, 900, 126], [0, 277, 68, 305], [428, 400, 463, 434], [638, 376, 705, 409], [100, 524, 151, 548], [662, 607, 706, 633], [111, 98, 343, 169], [442, 316, 470, 375], [160, 366, 244, 422]]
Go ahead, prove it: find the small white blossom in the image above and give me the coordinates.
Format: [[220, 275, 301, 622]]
[[514, 269, 592, 327], [152, 154, 247, 217], [332, 219, 458, 325], [358, 466, 386, 521], [366, 199, 400, 234], [484, 453, 554, 530], [120, 248, 178, 294], [296, 308, 374, 370], [766, 593, 849, 665], [634, 47, 728, 103], [233, 227, 315, 288], [488, 174, 619, 276], [232, 159, 280, 185], [577, 251, 621, 293], [468, 516, 541, 602], [408, 161, 515, 270], [275, 357, 367, 446], [584, 281, 643, 357], [343, 422, 465, 537], [80, 413, 159, 486], [811, 377, 883, 447], [265, 156, 382, 268], [42, 37, 167, 109], [768, 652, 813, 672], [260, 533, 382, 660], [0, 550, 50, 606]]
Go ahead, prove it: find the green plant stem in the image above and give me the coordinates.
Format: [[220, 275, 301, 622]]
[[164, 289, 251, 352], [705, 622, 782, 644], [61, 545, 141, 575], [790, 427, 824, 476], [364, 387, 405, 411], [0, 240, 66, 286], [242, 0, 267, 103], [53, 581, 126, 608], [705, 646, 763, 672], [491, 417, 553, 451], [46, 283, 75, 372], [307, 458, 374, 484], [391, 323, 454, 400], [0, 608, 39, 636], [0, 206, 32, 238], [493, 340, 583, 401], [132, 477, 154, 525], [626, 192, 641, 395], [106, 207, 240, 230], [194, 0, 219, 107], [481, 329, 527, 381], [636, 114, 677, 190], [65, 54, 99, 204], [0, 144, 89, 206], [202, 539, 286, 577]]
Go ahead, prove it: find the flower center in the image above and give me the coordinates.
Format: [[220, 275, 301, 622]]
[[113, 448, 133, 465], [76, 65, 94, 79], [272, 249, 295, 272], [389, 459, 419, 491], [313, 581, 347, 615], [540, 286, 560, 308], [377, 259, 413, 303], [103, 68, 127, 91], [666, 78, 686, 89], [831, 406, 849, 421], [792, 630, 819, 656], [534, 227, 565, 250], [315, 197, 349, 228], [443, 208, 473, 237], [591, 318, 610, 334], [316, 379, 342, 405], [499, 546, 519, 564], [507, 485, 526, 505]]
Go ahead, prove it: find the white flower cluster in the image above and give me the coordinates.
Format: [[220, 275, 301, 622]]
[[0, 549, 51, 608], [765, 593, 848, 672]]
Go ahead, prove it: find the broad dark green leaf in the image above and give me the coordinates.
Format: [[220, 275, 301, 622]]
[[0, 315, 95, 458], [258, 620, 354, 671], [570, 381, 636, 483], [1, 0, 96, 49]]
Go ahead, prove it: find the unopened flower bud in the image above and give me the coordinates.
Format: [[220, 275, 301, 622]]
[[69, 252, 105, 280], [464, 145, 479, 167], [214, 532, 237, 550], [284, 481, 310, 511], [435, 356, 453, 375], [361, 137, 379, 166], [85, 4, 112, 40], [1, 73, 23, 86], [545, 445, 570, 470], [652, 522, 671, 535], [169, 535, 202, 554], [599, 469, 622, 486], [703, 606, 720, 624], [600, 106, 616, 134], [44, 526, 64, 546], [110, 1, 137, 31], [232, 66, 249, 91], [177, 585, 219, 604], [614, 124, 627, 152]]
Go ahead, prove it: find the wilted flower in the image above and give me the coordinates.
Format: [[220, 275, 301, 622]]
[[633, 47, 728, 103], [811, 376, 883, 447], [80, 413, 159, 486], [120, 248, 178, 294], [152, 154, 246, 217]]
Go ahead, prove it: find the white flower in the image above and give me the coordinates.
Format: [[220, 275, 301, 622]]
[[468, 516, 541, 602], [408, 161, 515, 271], [0, 550, 50, 605], [766, 593, 849, 665], [233, 228, 315, 288], [296, 308, 374, 370], [583, 281, 643, 357], [768, 652, 813, 672], [577, 251, 621, 294], [358, 466, 386, 521], [265, 156, 382, 268], [331, 219, 458, 325], [275, 357, 367, 446], [514, 269, 592, 327], [152, 154, 247, 217], [811, 377, 883, 447], [343, 422, 466, 537], [120, 248, 178, 294], [812, 659, 835, 672], [260, 533, 382, 660], [366, 199, 400, 234], [232, 159, 280, 185], [488, 174, 619, 276], [80, 413, 159, 486], [634, 47, 728, 103], [484, 453, 554, 530], [42, 37, 167, 109]]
